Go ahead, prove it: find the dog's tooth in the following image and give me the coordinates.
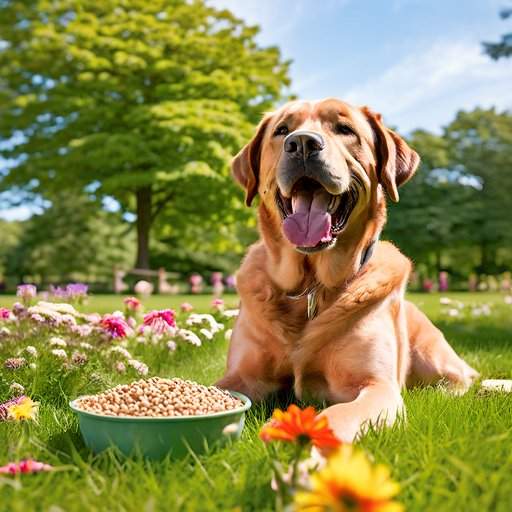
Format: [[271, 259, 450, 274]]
[[329, 196, 341, 213]]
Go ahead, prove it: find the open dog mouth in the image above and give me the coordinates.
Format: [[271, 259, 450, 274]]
[[276, 177, 359, 253]]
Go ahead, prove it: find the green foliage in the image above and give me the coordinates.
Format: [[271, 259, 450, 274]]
[[0, 0, 290, 267], [386, 108, 512, 278], [0, 219, 21, 280], [483, 7, 512, 60], [5, 194, 135, 284]]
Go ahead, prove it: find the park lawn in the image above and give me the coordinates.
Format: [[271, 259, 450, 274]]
[[1, 292, 511, 511]]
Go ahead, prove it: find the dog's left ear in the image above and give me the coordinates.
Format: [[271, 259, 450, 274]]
[[231, 115, 272, 206], [363, 107, 420, 202]]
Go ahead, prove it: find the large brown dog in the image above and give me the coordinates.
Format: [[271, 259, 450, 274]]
[[216, 98, 478, 442]]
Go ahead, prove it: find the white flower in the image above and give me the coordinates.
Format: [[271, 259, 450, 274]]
[[49, 337, 67, 347], [447, 308, 460, 317], [25, 346, 38, 357], [505, 295, 512, 305], [200, 328, 214, 340], [109, 346, 132, 359], [127, 359, 148, 375], [51, 348, 67, 359], [224, 329, 233, 341], [115, 361, 126, 373], [32, 301, 80, 317], [472, 304, 491, 317], [29, 363, 37, 370], [71, 324, 93, 337], [79, 342, 93, 350], [167, 340, 177, 352], [439, 297, 451, 305], [177, 329, 202, 347], [134, 280, 153, 297], [85, 313, 102, 324], [9, 382, 25, 396], [58, 313, 77, 326], [186, 313, 224, 333], [222, 309, 240, 318]]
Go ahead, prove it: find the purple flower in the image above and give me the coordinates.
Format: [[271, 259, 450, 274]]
[[16, 284, 37, 305], [49, 285, 68, 299], [225, 275, 237, 289], [66, 283, 88, 302]]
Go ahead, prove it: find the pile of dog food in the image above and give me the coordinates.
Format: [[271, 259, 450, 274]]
[[75, 377, 243, 417]]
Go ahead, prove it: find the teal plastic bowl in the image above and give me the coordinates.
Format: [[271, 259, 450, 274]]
[[70, 391, 251, 460]]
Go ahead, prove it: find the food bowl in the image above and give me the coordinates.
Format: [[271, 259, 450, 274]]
[[70, 391, 251, 460]]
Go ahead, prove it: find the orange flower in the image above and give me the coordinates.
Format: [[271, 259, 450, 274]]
[[260, 404, 341, 449]]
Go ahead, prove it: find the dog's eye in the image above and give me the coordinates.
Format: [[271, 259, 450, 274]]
[[335, 123, 356, 136], [274, 124, 289, 137]]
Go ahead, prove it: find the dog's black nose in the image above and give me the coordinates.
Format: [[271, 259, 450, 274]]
[[284, 130, 324, 159]]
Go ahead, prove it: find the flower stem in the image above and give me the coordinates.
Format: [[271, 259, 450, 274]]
[[291, 442, 305, 490]]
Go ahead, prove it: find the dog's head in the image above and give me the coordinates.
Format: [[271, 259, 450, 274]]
[[232, 98, 419, 254]]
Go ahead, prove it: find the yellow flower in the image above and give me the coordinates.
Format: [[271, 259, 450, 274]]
[[7, 396, 39, 421], [294, 446, 404, 512]]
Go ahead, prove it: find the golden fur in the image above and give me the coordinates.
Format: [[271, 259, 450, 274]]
[[217, 99, 478, 442]]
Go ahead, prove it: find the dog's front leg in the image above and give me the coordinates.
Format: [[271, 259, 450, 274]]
[[320, 382, 403, 443], [216, 308, 290, 401]]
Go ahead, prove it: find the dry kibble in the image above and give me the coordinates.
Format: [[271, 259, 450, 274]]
[[75, 377, 243, 418]]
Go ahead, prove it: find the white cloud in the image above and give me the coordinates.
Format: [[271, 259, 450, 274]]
[[210, 0, 306, 48], [343, 40, 512, 132], [0, 205, 36, 221]]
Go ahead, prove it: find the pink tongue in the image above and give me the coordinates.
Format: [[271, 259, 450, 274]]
[[283, 189, 332, 247]]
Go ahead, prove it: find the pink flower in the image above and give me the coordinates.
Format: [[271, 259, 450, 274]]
[[0, 308, 11, 320], [189, 274, 203, 286], [142, 309, 176, 335], [180, 302, 194, 313], [0, 459, 53, 475], [123, 296, 141, 312], [211, 298, 224, 311], [101, 314, 131, 339]]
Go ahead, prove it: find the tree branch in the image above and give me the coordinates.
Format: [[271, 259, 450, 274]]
[[151, 190, 174, 223]]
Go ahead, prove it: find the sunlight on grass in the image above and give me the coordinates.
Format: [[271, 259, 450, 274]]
[[1, 292, 511, 511]]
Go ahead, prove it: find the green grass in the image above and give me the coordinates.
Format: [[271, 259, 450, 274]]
[[1, 292, 511, 511]]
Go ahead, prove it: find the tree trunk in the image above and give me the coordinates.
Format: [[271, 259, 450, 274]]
[[135, 186, 152, 269], [436, 250, 442, 272]]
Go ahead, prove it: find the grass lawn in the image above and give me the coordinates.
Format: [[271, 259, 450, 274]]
[[1, 292, 511, 511]]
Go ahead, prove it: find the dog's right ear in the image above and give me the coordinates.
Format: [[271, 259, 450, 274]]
[[232, 115, 271, 206]]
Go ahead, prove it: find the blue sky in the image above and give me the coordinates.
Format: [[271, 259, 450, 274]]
[[215, 0, 512, 132], [2, 0, 511, 221]]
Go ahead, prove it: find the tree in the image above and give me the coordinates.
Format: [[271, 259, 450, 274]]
[[483, 7, 512, 60], [0, 0, 290, 268], [5, 194, 135, 284], [444, 107, 512, 273], [386, 108, 512, 280], [385, 130, 477, 273]]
